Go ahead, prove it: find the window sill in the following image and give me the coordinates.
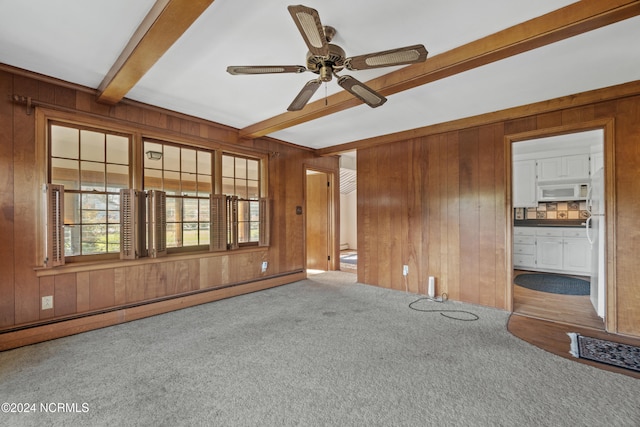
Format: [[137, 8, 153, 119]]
[[35, 246, 268, 277]]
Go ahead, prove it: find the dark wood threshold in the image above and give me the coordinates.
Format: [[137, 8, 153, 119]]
[[508, 313, 640, 379]]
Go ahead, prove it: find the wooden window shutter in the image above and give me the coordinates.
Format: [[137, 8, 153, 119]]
[[120, 189, 147, 260], [209, 194, 227, 252], [259, 198, 270, 247], [147, 190, 167, 258], [228, 195, 239, 250], [43, 184, 65, 267]]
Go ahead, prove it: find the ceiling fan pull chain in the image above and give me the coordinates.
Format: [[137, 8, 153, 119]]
[[325, 82, 328, 106]]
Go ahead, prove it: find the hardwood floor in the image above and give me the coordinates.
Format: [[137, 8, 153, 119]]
[[512, 270, 604, 330], [510, 270, 640, 379]]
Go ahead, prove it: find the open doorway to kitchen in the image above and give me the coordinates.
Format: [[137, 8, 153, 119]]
[[339, 152, 357, 273], [508, 122, 613, 331]]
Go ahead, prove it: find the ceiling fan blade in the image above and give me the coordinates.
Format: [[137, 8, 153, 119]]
[[287, 79, 322, 111], [337, 75, 387, 108], [227, 65, 307, 75], [288, 5, 329, 57], [345, 44, 428, 71]]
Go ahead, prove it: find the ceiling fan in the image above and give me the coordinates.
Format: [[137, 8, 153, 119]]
[[226, 4, 428, 111]]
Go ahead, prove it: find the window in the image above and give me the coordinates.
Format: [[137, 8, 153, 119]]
[[143, 140, 212, 250], [222, 154, 261, 245], [49, 122, 130, 258]]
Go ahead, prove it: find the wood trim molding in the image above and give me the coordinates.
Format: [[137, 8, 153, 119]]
[[97, 0, 215, 104], [318, 80, 640, 156], [240, 0, 640, 140], [504, 118, 617, 332], [0, 272, 306, 351]]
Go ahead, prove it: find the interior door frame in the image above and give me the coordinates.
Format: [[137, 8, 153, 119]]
[[304, 165, 339, 271], [504, 118, 616, 332]]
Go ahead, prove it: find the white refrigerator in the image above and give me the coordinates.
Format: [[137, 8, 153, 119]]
[[587, 168, 605, 318]]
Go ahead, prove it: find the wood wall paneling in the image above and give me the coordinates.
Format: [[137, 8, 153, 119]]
[[0, 71, 16, 327], [355, 91, 640, 336], [12, 75, 40, 325]]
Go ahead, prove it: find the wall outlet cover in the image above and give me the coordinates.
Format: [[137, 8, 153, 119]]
[[42, 295, 53, 310]]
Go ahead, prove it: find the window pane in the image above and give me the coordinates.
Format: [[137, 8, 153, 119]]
[[183, 198, 199, 222], [64, 193, 81, 225], [166, 222, 180, 248], [107, 134, 129, 164], [166, 197, 179, 222], [81, 224, 107, 254], [197, 151, 211, 175], [144, 142, 163, 168], [181, 148, 196, 173], [107, 164, 129, 191], [235, 178, 248, 199], [183, 224, 198, 246], [181, 172, 197, 195], [164, 145, 180, 171], [235, 157, 247, 179], [82, 207, 105, 224], [65, 225, 81, 256], [107, 194, 120, 224], [81, 161, 105, 191], [51, 125, 79, 159], [164, 171, 181, 195], [82, 193, 106, 212], [197, 175, 212, 195], [250, 222, 259, 241], [199, 199, 210, 222], [80, 130, 105, 162], [248, 179, 259, 199], [247, 159, 259, 180], [51, 158, 79, 189], [238, 200, 250, 221], [107, 224, 120, 253], [222, 177, 234, 195], [144, 168, 163, 191], [222, 155, 234, 177], [238, 221, 250, 243]]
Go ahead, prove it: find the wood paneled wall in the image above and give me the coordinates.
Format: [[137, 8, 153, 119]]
[[0, 68, 338, 336], [357, 90, 640, 338]]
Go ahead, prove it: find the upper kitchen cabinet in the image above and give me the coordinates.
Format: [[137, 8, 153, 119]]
[[513, 159, 537, 208], [537, 154, 590, 183]]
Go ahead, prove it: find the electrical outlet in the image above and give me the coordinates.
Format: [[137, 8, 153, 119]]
[[402, 265, 409, 276], [261, 261, 268, 273], [42, 295, 53, 310]]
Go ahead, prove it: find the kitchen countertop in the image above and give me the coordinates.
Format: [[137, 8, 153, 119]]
[[514, 220, 588, 228]]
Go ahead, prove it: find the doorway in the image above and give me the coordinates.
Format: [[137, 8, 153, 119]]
[[508, 123, 613, 330], [305, 168, 336, 272]]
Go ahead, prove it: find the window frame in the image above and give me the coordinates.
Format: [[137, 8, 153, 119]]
[[47, 119, 134, 263], [38, 108, 270, 266]]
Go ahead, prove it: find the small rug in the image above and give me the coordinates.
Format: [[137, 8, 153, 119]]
[[568, 333, 640, 373], [340, 254, 357, 265], [514, 273, 589, 295]]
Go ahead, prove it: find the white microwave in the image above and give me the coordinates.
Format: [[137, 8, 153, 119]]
[[538, 183, 589, 201]]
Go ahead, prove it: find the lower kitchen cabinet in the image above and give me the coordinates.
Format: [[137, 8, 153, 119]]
[[513, 227, 591, 275]]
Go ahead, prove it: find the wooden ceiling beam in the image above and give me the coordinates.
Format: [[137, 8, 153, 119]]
[[97, 0, 215, 104], [239, 0, 640, 140]]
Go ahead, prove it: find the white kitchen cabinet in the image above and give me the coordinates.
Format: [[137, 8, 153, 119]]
[[513, 227, 536, 269], [536, 235, 564, 271], [513, 227, 591, 275], [563, 232, 592, 274], [537, 154, 590, 182], [513, 160, 537, 207]]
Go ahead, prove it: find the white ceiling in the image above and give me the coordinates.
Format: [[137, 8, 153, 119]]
[[1, 1, 639, 150]]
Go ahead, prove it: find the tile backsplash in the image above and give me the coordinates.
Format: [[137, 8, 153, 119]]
[[514, 201, 590, 220]]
